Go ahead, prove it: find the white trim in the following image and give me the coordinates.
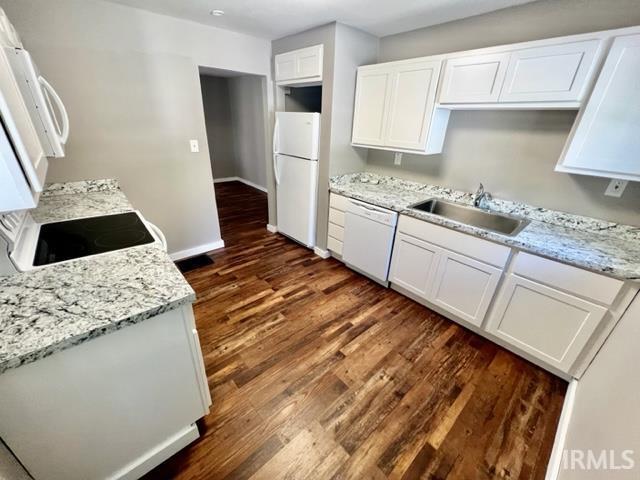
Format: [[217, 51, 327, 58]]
[[169, 240, 225, 261], [545, 379, 578, 480], [110, 424, 200, 480], [213, 176, 267, 193], [266, 224, 278, 233], [314, 246, 330, 259]]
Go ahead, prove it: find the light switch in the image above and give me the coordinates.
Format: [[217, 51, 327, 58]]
[[190, 139, 199, 153], [605, 179, 628, 197]]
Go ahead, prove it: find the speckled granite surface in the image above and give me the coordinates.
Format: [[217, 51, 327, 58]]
[[330, 172, 640, 280], [0, 180, 195, 373]]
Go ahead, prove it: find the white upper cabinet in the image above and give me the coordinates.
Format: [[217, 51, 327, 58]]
[[500, 40, 601, 103], [439, 39, 602, 105], [351, 65, 392, 146], [385, 60, 441, 150], [556, 34, 640, 180], [351, 58, 443, 153], [274, 45, 323, 85], [439, 53, 510, 103]]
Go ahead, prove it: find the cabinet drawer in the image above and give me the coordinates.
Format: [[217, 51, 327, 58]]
[[328, 208, 345, 227], [328, 222, 344, 241], [513, 252, 623, 306], [329, 193, 350, 211], [327, 235, 343, 255], [398, 215, 511, 268]]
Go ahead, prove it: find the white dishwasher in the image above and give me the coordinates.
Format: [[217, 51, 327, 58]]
[[342, 198, 398, 285]]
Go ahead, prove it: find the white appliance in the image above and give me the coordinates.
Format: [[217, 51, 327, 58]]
[[273, 111, 320, 248], [0, 209, 166, 276], [342, 198, 398, 285], [0, 7, 69, 214]]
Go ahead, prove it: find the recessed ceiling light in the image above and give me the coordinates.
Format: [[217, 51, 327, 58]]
[[210, 9, 224, 16]]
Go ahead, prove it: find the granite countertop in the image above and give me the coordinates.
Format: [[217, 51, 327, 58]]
[[330, 172, 640, 281], [0, 180, 195, 374]]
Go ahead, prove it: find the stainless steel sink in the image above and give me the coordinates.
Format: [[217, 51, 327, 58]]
[[410, 199, 530, 236]]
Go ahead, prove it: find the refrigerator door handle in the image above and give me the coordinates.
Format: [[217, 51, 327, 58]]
[[273, 117, 280, 185]]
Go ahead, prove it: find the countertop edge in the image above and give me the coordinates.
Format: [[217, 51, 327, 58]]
[[0, 291, 196, 375]]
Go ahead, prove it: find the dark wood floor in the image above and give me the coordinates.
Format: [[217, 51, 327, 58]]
[[144, 181, 566, 480]]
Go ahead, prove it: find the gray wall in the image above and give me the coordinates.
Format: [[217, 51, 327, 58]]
[[368, 0, 640, 226], [201, 74, 267, 189], [2, 0, 272, 256], [228, 75, 268, 189], [200, 76, 236, 179], [559, 292, 640, 480], [272, 22, 378, 248]]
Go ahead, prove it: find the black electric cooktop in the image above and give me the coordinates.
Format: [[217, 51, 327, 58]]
[[34, 212, 155, 266]]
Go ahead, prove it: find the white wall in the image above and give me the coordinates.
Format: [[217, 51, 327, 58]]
[[557, 292, 640, 479], [2, 0, 272, 256], [368, 0, 640, 226]]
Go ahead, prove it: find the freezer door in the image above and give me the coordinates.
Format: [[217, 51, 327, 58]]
[[274, 112, 320, 160], [275, 154, 318, 248]]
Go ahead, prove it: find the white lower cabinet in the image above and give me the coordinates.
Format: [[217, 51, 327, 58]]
[[389, 233, 440, 298], [429, 250, 503, 327], [486, 274, 608, 372], [389, 217, 507, 327]]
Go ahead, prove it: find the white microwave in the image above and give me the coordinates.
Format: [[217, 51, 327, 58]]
[[0, 7, 69, 214]]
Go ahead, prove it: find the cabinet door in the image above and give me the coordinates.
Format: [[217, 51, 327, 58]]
[[296, 45, 323, 80], [429, 250, 502, 327], [351, 66, 393, 146], [389, 233, 440, 299], [275, 51, 297, 82], [557, 34, 640, 180], [384, 60, 442, 151], [439, 53, 510, 103], [486, 274, 607, 372], [500, 40, 601, 102]]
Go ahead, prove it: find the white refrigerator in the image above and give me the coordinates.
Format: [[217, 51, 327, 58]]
[[273, 112, 320, 248]]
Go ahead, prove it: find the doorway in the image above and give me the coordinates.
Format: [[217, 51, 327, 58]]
[[199, 68, 269, 246]]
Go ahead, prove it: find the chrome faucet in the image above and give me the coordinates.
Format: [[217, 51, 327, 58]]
[[473, 183, 492, 209]]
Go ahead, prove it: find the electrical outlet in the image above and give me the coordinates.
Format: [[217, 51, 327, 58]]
[[394, 152, 402, 166], [190, 139, 199, 153], [605, 179, 628, 198]]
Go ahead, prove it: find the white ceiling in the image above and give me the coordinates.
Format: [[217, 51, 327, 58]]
[[104, 0, 537, 40]]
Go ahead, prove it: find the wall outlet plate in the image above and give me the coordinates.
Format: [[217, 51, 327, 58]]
[[190, 139, 199, 153], [394, 152, 402, 166], [605, 179, 628, 197]]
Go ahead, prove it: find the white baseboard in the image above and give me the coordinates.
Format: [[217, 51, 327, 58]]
[[266, 224, 278, 233], [545, 379, 578, 480], [314, 246, 331, 259], [213, 176, 267, 193], [169, 240, 225, 261], [112, 423, 200, 480]]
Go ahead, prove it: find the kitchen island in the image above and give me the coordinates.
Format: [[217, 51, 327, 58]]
[[0, 180, 210, 480]]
